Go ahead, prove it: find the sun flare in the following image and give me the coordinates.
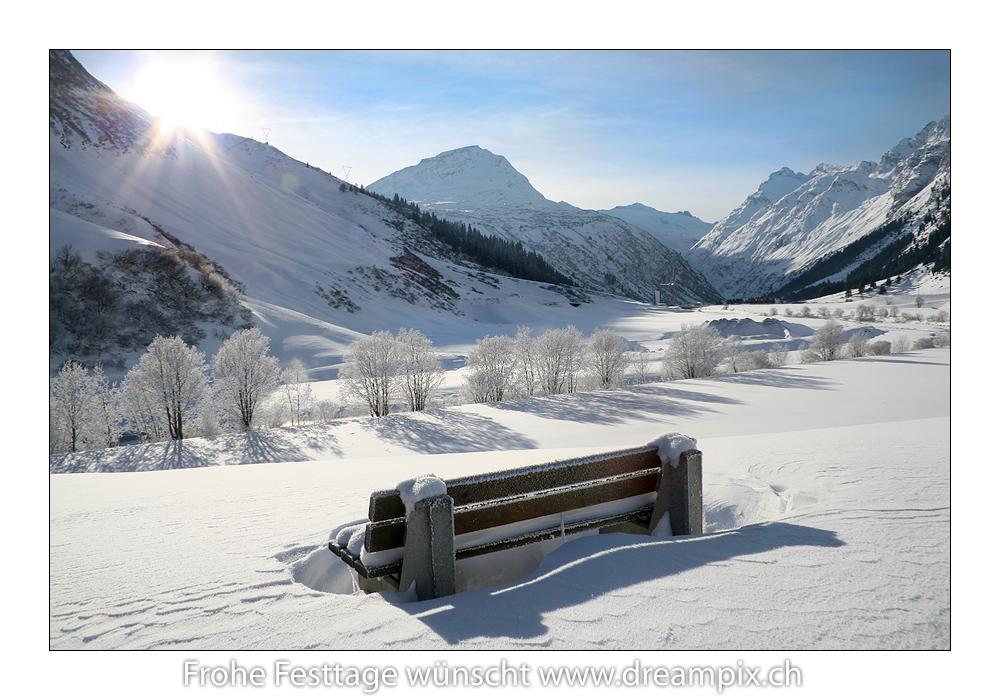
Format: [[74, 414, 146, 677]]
[[128, 54, 237, 133]]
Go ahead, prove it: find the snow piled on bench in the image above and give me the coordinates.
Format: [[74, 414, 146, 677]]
[[395, 474, 448, 517], [647, 432, 698, 467]]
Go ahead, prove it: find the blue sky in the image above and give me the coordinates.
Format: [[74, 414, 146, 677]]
[[73, 49, 950, 223]]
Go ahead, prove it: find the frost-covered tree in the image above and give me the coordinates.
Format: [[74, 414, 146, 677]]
[[49, 360, 99, 453], [537, 325, 584, 394], [396, 328, 443, 412], [630, 348, 654, 385], [847, 331, 869, 358], [768, 344, 789, 367], [736, 349, 772, 372], [341, 330, 403, 417], [722, 335, 745, 373], [464, 334, 517, 403], [123, 335, 209, 440], [212, 327, 280, 430], [119, 364, 167, 442], [810, 321, 845, 362], [90, 364, 120, 449], [868, 340, 891, 356], [513, 326, 539, 398], [662, 324, 726, 379], [586, 328, 630, 389], [280, 358, 314, 426]]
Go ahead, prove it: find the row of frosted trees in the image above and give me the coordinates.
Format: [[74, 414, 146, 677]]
[[462, 326, 638, 404], [340, 325, 646, 416], [55, 320, 938, 452], [50, 328, 313, 454]]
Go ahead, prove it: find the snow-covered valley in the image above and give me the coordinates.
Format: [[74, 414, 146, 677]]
[[43, 49, 963, 698], [49, 290, 952, 666]]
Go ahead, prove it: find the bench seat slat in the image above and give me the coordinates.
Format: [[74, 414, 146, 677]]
[[365, 469, 659, 553], [331, 503, 656, 578], [455, 504, 655, 560], [368, 446, 661, 522]]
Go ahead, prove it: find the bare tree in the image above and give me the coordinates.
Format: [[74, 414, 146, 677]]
[[213, 327, 280, 430], [49, 360, 98, 453], [90, 364, 120, 448], [280, 358, 314, 426], [768, 344, 789, 367], [630, 348, 654, 385], [847, 331, 869, 358], [513, 326, 539, 398], [124, 335, 209, 440], [586, 328, 630, 389], [119, 363, 167, 442], [722, 335, 745, 373], [662, 324, 726, 379], [340, 330, 403, 417], [464, 334, 517, 403], [809, 321, 845, 362], [396, 327, 444, 411], [537, 325, 584, 394]]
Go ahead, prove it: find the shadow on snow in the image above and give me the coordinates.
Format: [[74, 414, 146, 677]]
[[407, 521, 844, 644]]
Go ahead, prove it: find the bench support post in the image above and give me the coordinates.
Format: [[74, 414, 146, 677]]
[[649, 449, 703, 536], [399, 494, 456, 601]]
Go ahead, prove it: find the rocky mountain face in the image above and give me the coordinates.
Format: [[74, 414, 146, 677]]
[[49, 50, 170, 156], [686, 116, 951, 299], [369, 146, 723, 305]]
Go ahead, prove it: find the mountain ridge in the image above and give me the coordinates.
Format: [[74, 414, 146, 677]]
[[369, 147, 722, 304], [49, 51, 625, 379], [687, 115, 950, 299]]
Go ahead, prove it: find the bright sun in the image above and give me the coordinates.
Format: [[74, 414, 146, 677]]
[[128, 55, 237, 132]]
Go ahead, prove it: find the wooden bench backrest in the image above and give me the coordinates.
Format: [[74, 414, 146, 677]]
[[364, 445, 662, 554]]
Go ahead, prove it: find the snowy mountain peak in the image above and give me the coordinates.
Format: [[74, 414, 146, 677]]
[[598, 203, 714, 257], [372, 145, 550, 209], [688, 115, 950, 299], [371, 150, 722, 303], [757, 167, 810, 202]]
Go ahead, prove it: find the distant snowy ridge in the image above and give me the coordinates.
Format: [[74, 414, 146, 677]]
[[369, 146, 722, 305], [687, 116, 951, 299], [598, 203, 713, 258]]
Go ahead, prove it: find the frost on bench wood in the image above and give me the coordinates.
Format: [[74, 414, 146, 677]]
[[329, 437, 703, 600]]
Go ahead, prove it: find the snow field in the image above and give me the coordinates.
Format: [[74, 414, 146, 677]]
[[51, 350, 950, 652]]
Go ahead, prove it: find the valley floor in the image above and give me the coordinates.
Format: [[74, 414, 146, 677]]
[[50, 351, 950, 662]]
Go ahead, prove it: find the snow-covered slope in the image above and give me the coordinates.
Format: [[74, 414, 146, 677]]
[[688, 117, 951, 299], [49, 51, 632, 379], [599, 203, 713, 257], [368, 146, 722, 305], [49, 348, 950, 652]]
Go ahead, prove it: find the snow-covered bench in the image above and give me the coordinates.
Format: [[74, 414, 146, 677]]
[[329, 433, 703, 600]]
